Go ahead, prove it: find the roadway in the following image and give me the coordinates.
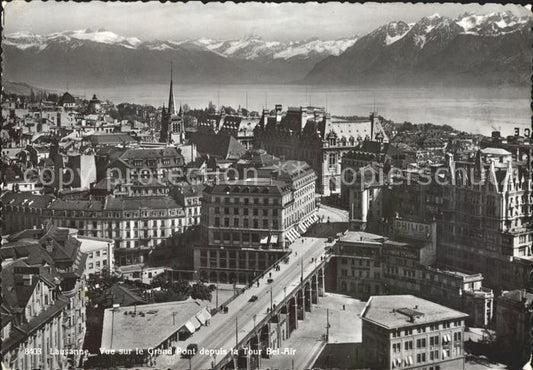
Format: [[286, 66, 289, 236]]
[[156, 236, 329, 370]]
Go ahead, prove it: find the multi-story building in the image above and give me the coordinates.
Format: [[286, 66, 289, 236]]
[[254, 105, 388, 195], [77, 235, 114, 276], [195, 160, 317, 283], [1, 226, 87, 370], [5, 226, 114, 278], [345, 147, 533, 292], [438, 149, 533, 291], [330, 230, 493, 327], [361, 295, 468, 370], [46, 195, 192, 266], [102, 146, 186, 185], [1, 192, 55, 234], [495, 289, 533, 366]]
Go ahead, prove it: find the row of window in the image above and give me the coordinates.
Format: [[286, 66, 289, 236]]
[[212, 196, 280, 205], [215, 207, 279, 217], [391, 322, 462, 337], [214, 217, 279, 229]]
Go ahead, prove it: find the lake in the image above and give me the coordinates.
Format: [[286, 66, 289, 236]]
[[67, 84, 530, 137]]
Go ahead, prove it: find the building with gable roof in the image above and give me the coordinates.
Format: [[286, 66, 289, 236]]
[[1, 225, 87, 370], [253, 105, 388, 195]]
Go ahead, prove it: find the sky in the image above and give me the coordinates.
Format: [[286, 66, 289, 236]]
[[3, 2, 531, 42]]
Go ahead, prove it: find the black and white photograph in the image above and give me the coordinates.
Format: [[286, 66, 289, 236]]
[[1, 2, 532, 369]]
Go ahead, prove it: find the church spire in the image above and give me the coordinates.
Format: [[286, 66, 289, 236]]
[[168, 61, 176, 116]]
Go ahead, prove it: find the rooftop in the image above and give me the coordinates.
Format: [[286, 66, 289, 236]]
[[77, 236, 113, 253], [362, 295, 468, 330], [100, 300, 209, 350], [338, 231, 386, 244], [480, 147, 512, 156]]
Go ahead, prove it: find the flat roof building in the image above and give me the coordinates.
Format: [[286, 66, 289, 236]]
[[361, 295, 468, 370], [100, 300, 211, 366]]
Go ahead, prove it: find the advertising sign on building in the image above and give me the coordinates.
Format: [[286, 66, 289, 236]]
[[393, 219, 432, 241]]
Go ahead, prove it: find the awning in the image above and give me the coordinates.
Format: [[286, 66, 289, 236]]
[[260, 236, 269, 245], [285, 233, 294, 244], [270, 235, 278, 245], [195, 312, 207, 325], [202, 308, 212, 320], [192, 318, 201, 330], [408, 356, 413, 365], [290, 230, 299, 241], [442, 350, 447, 358], [183, 321, 196, 333]]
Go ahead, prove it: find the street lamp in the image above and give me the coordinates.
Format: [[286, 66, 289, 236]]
[[284, 287, 287, 301], [216, 282, 219, 309]]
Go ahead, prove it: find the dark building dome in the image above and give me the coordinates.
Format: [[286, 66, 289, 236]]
[[88, 94, 102, 114]]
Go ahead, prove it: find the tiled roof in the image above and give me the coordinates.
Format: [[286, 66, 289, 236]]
[[104, 196, 182, 210], [189, 132, 246, 160], [205, 179, 291, 196], [119, 147, 184, 161], [49, 198, 104, 211], [87, 133, 137, 145], [1, 192, 55, 209]]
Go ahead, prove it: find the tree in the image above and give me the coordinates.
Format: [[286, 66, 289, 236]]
[[190, 282, 212, 301]]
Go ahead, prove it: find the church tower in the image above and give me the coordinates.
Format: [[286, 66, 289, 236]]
[[160, 62, 184, 144]]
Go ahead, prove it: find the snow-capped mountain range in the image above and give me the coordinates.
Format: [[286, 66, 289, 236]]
[[4, 29, 359, 61], [3, 11, 531, 87], [304, 11, 532, 85]]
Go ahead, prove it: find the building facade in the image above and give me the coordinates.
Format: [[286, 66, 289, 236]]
[[494, 289, 533, 366], [195, 160, 317, 283], [331, 230, 493, 327], [1, 226, 87, 370], [254, 105, 388, 195], [361, 295, 468, 370]]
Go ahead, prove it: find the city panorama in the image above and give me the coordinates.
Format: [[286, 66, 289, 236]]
[[1, 2, 532, 370]]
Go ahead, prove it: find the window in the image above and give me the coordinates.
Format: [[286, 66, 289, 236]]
[[416, 338, 426, 348], [404, 341, 413, 350]]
